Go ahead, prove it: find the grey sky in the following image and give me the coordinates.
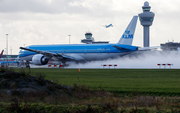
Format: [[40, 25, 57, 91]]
[[0, 0, 180, 54]]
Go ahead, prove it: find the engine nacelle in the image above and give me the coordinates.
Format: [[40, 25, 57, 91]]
[[32, 54, 49, 65]]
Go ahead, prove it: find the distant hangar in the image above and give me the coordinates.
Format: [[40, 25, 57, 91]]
[[161, 42, 180, 51]]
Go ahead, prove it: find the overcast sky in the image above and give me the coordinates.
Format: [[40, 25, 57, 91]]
[[0, 0, 180, 54]]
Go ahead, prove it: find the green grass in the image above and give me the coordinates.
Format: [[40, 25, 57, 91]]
[[17, 68, 180, 95], [2, 68, 180, 112]]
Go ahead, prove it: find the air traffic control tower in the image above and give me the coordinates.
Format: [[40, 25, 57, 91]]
[[138, 1, 155, 47]]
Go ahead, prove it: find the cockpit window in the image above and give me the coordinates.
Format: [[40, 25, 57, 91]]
[[143, 8, 150, 11]]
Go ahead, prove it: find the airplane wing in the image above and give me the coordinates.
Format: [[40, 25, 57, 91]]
[[19, 47, 75, 60], [112, 45, 159, 51], [20, 47, 54, 58], [112, 45, 132, 50], [112, 45, 138, 51], [138, 46, 160, 51]]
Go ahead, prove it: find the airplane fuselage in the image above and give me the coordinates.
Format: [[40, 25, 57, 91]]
[[19, 44, 138, 62]]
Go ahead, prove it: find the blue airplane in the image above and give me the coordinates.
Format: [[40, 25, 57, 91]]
[[0, 60, 19, 65], [0, 58, 20, 67], [18, 16, 153, 65], [103, 24, 113, 28]]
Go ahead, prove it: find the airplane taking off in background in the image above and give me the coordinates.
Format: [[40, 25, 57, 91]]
[[19, 16, 153, 65], [102, 24, 113, 28]]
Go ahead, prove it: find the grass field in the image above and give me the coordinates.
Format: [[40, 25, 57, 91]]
[[24, 68, 180, 96], [1, 68, 180, 112]]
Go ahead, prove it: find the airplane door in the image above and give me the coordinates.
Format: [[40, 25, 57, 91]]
[[84, 48, 87, 54]]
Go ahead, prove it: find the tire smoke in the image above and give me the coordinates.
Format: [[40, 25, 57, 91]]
[[67, 51, 180, 69]]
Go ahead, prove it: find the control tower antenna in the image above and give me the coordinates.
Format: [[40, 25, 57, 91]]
[[138, 1, 155, 47]]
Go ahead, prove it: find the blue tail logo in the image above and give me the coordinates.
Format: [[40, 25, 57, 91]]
[[118, 16, 138, 45], [125, 31, 130, 34], [122, 31, 133, 39]]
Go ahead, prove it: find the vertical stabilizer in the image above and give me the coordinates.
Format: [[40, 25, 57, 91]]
[[118, 16, 138, 45], [0, 50, 4, 58]]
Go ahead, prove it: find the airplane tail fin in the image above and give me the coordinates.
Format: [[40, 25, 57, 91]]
[[0, 50, 4, 58], [118, 16, 138, 45]]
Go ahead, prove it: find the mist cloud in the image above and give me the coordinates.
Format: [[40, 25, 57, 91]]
[[67, 51, 180, 69]]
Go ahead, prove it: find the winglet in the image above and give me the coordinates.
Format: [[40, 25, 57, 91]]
[[0, 50, 4, 58], [118, 16, 138, 45]]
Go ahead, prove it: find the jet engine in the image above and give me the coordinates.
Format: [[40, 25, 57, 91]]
[[32, 54, 49, 65]]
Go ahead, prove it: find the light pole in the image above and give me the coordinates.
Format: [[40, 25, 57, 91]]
[[68, 35, 71, 44], [4, 48, 6, 55], [6, 34, 8, 55]]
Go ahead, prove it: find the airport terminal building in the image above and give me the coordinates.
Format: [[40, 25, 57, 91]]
[[161, 42, 180, 51], [81, 32, 109, 44], [1, 55, 18, 59]]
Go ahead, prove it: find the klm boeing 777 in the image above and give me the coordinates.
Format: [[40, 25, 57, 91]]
[[19, 16, 148, 65]]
